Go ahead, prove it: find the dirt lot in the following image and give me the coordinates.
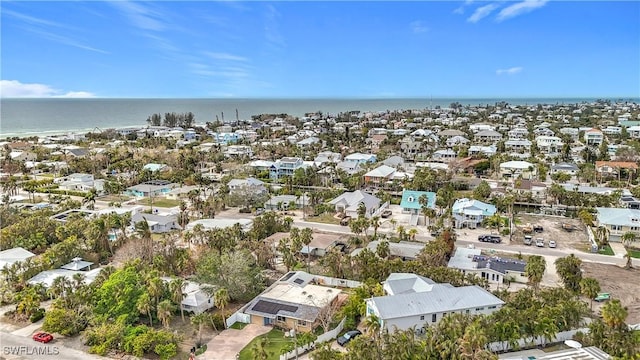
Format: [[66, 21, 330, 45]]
[[582, 262, 640, 325], [512, 215, 588, 251]]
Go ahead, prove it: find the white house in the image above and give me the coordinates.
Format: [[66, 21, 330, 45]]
[[551, 162, 579, 176], [535, 136, 563, 154], [0, 247, 36, 270], [584, 129, 604, 146], [451, 198, 497, 229], [161, 278, 214, 314], [57, 173, 105, 193], [365, 273, 504, 332], [448, 247, 528, 284], [474, 130, 502, 143], [499, 160, 536, 180], [131, 212, 181, 233], [504, 139, 532, 153], [228, 178, 267, 196]]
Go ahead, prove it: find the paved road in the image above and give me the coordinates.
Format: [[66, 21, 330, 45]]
[[0, 332, 105, 360]]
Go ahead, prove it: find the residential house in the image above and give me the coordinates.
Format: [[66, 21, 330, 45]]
[[64, 148, 89, 158], [248, 160, 275, 173], [57, 173, 105, 193], [559, 127, 580, 140], [626, 126, 640, 139], [451, 198, 497, 229], [264, 194, 310, 211], [301, 232, 347, 257], [165, 185, 200, 201], [437, 129, 466, 138], [595, 161, 638, 180], [584, 129, 605, 146], [474, 130, 502, 143], [533, 127, 555, 137], [228, 177, 267, 196], [161, 278, 214, 314], [603, 126, 622, 136], [0, 247, 36, 270], [551, 162, 579, 177], [507, 128, 529, 139], [127, 180, 177, 198], [329, 190, 382, 218], [400, 137, 425, 159], [185, 218, 253, 232], [469, 124, 495, 133], [131, 212, 181, 233], [367, 134, 388, 151], [535, 136, 563, 154], [210, 132, 241, 145], [314, 152, 342, 165], [514, 180, 547, 200], [364, 165, 397, 187], [499, 161, 536, 180], [445, 135, 470, 147], [365, 273, 504, 332], [344, 153, 377, 165], [297, 137, 320, 148], [504, 139, 532, 153], [595, 207, 640, 242], [9, 151, 37, 162], [270, 157, 305, 180], [400, 190, 436, 226], [432, 149, 457, 162], [468, 145, 497, 157], [28, 258, 103, 288], [382, 156, 405, 169], [448, 247, 528, 284], [243, 271, 342, 332], [224, 145, 253, 158]]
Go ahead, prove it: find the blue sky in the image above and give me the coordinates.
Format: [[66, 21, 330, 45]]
[[1, 1, 639, 98]]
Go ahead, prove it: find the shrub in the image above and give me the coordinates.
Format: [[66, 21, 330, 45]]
[[29, 308, 45, 323]]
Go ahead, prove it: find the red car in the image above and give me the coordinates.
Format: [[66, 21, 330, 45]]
[[32, 332, 53, 343]]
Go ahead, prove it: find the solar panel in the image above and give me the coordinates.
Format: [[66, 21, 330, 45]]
[[293, 278, 304, 284], [251, 300, 298, 315], [280, 272, 295, 281]]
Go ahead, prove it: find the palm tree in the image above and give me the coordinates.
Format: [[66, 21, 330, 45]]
[[251, 336, 271, 360], [601, 299, 628, 329], [135, 219, 153, 262], [169, 278, 186, 322], [137, 292, 154, 326], [146, 275, 164, 307], [396, 225, 406, 241], [408, 228, 418, 241], [376, 241, 390, 259], [191, 313, 207, 345], [214, 288, 230, 329], [157, 299, 175, 328], [580, 277, 601, 311], [621, 231, 637, 269], [83, 188, 98, 210], [300, 228, 313, 273], [525, 255, 546, 292], [370, 216, 381, 239]]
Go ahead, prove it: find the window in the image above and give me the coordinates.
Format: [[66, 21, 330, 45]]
[[277, 316, 285, 322], [475, 307, 484, 311], [612, 225, 622, 231], [431, 314, 436, 323], [488, 306, 497, 309], [465, 310, 470, 314], [632, 227, 639, 231], [420, 315, 425, 321], [297, 320, 307, 326]]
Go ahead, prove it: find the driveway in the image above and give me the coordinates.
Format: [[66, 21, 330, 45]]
[[198, 324, 271, 360]]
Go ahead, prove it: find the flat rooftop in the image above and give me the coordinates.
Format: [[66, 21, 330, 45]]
[[261, 283, 341, 307]]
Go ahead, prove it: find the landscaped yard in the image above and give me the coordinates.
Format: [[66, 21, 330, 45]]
[[306, 213, 341, 225], [137, 198, 181, 208], [628, 248, 640, 259], [598, 245, 615, 256], [238, 328, 294, 360]]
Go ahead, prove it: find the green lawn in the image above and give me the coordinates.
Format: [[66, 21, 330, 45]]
[[306, 213, 341, 225], [598, 245, 615, 256], [137, 198, 181, 208], [238, 328, 294, 360], [628, 248, 640, 259], [230, 322, 248, 330]]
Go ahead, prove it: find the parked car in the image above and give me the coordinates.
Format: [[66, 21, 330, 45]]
[[548, 240, 557, 248], [32, 332, 53, 343], [533, 225, 544, 233], [255, 208, 264, 216], [381, 210, 392, 218], [340, 216, 351, 226], [536, 238, 545, 247], [478, 235, 501, 243], [337, 330, 362, 346], [524, 235, 533, 246], [594, 293, 611, 302]]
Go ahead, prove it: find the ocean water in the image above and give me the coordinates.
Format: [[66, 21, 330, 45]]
[[0, 97, 633, 138]]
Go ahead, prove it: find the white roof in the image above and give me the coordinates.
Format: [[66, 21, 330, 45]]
[[0, 247, 36, 269], [500, 160, 534, 169], [185, 218, 253, 231], [364, 165, 396, 178]]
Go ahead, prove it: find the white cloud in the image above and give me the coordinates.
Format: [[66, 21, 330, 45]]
[[206, 52, 249, 62], [467, 3, 500, 23], [410, 21, 428, 33], [110, 1, 166, 31], [496, 67, 523, 75], [496, 0, 548, 22], [0, 80, 95, 98], [264, 4, 285, 48]]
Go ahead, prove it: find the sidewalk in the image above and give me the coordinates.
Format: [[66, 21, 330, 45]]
[[608, 242, 627, 258]]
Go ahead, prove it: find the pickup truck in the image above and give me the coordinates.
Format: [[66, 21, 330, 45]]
[[561, 223, 576, 232], [533, 225, 544, 233]]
